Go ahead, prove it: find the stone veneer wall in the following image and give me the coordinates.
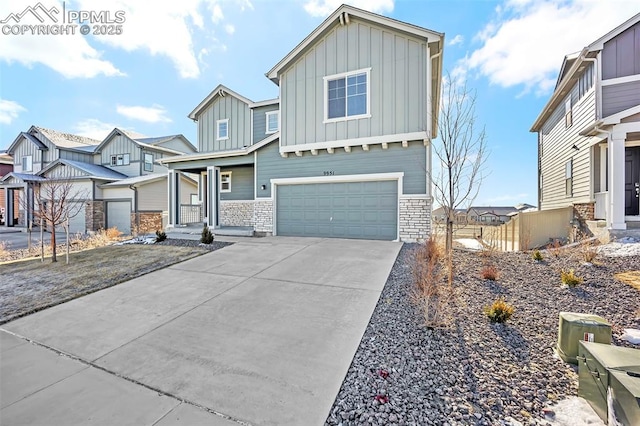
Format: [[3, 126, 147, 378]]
[[254, 199, 273, 235], [85, 201, 104, 231], [131, 212, 163, 234], [573, 202, 595, 235], [399, 197, 431, 242], [220, 200, 254, 227]]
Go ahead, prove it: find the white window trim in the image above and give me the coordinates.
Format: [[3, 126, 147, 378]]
[[143, 153, 154, 172], [265, 111, 279, 134], [217, 119, 229, 141], [22, 155, 33, 172], [110, 153, 130, 166], [220, 171, 232, 193], [323, 67, 371, 124]]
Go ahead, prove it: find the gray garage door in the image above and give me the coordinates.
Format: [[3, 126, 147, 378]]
[[276, 180, 398, 240], [67, 205, 86, 234], [106, 201, 131, 235]]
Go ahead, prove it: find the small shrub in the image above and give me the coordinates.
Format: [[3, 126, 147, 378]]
[[532, 250, 543, 262], [480, 265, 499, 281], [484, 298, 515, 323], [200, 225, 214, 244], [105, 227, 123, 240], [155, 230, 167, 242], [580, 241, 598, 263], [561, 269, 583, 287], [547, 239, 562, 257]]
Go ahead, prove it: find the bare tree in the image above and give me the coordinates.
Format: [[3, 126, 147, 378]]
[[431, 74, 488, 254], [32, 176, 88, 263]]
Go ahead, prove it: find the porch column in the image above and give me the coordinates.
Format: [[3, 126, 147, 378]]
[[206, 166, 219, 228], [168, 170, 181, 226], [608, 130, 626, 230]]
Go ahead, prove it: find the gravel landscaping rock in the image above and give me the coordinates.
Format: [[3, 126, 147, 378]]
[[326, 244, 640, 426]]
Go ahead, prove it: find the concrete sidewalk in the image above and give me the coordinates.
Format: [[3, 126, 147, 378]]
[[1, 237, 401, 426]]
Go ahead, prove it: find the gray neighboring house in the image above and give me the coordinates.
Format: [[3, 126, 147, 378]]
[[0, 126, 197, 234], [162, 4, 444, 241], [531, 12, 640, 237]]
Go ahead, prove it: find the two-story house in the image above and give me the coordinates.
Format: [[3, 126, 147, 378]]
[[1, 126, 197, 235], [162, 4, 444, 241], [531, 13, 640, 238]]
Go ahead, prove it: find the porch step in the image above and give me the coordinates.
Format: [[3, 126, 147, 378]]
[[610, 228, 640, 241]]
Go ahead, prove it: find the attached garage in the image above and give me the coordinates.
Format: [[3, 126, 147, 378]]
[[67, 205, 86, 234], [106, 201, 131, 235], [275, 179, 398, 240]]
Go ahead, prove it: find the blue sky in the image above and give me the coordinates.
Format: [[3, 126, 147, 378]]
[[1, 0, 638, 207]]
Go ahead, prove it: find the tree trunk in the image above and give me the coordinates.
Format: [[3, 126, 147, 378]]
[[40, 216, 44, 262], [446, 219, 453, 253], [65, 217, 70, 265], [50, 221, 57, 262]]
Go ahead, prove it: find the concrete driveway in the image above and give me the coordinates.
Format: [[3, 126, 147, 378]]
[[0, 237, 401, 426], [0, 228, 68, 251]]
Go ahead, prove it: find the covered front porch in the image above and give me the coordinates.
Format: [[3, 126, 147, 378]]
[[0, 173, 45, 229], [587, 108, 640, 237]]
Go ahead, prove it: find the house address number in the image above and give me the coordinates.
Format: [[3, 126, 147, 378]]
[[323, 171, 335, 176]]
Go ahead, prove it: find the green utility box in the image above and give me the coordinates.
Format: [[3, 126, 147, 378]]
[[578, 341, 640, 424], [557, 312, 611, 364]]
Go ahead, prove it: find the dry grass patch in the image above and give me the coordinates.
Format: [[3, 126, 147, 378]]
[[614, 271, 640, 291], [0, 244, 209, 324]]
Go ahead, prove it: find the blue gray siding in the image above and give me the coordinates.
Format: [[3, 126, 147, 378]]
[[602, 21, 640, 79], [99, 134, 141, 176], [256, 140, 427, 198], [602, 80, 640, 117], [253, 104, 279, 144], [221, 165, 254, 200], [167, 154, 254, 172], [59, 150, 95, 163], [280, 17, 428, 147], [197, 95, 251, 152]]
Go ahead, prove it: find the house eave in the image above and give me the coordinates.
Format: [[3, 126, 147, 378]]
[[188, 84, 254, 120], [265, 4, 444, 84]]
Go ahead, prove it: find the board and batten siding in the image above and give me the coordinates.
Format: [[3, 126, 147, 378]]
[[153, 137, 195, 154], [220, 165, 254, 201], [44, 164, 87, 179], [252, 104, 279, 144], [256, 140, 427, 198], [100, 134, 141, 176], [198, 95, 251, 152], [280, 18, 428, 147], [540, 86, 596, 210], [12, 138, 47, 173], [141, 150, 169, 175], [602, 21, 640, 80]]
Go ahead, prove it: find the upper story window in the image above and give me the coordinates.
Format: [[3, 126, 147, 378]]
[[217, 119, 229, 141], [578, 64, 594, 100], [324, 68, 371, 123], [266, 111, 279, 134], [110, 153, 130, 166], [220, 171, 231, 193], [21, 155, 33, 172], [564, 98, 573, 128], [143, 153, 154, 172]]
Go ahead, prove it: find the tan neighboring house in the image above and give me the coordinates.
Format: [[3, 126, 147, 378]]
[[0, 126, 197, 235], [0, 152, 14, 225], [531, 13, 640, 238]]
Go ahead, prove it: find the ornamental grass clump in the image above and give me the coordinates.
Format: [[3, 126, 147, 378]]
[[483, 298, 515, 323], [532, 249, 543, 262], [561, 269, 583, 287], [155, 230, 167, 242], [480, 265, 499, 281]]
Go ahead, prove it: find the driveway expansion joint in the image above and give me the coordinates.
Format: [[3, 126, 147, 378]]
[[0, 329, 255, 426]]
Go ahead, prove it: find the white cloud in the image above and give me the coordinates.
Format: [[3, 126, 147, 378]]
[[224, 24, 235, 35], [448, 34, 464, 46], [116, 104, 172, 123], [304, 0, 394, 17], [0, 99, 27, 125], [0, 0, 124, 79], [73, 119, 119, 140], [211, 3, 224, 23], [455, 0, 639, 95]]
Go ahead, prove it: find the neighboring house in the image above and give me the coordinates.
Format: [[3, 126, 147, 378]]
[[0, 152, 14, 225], [432, 204, 535, 225], [531, 13, 640, 236], [0, 126, 197, 234], [162, 5, 444, 241]]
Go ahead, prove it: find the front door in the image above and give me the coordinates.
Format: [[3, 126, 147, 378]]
[[624, 147, 640, 215]]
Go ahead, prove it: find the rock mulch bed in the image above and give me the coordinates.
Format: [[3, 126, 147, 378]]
[[326, 245, 640, 426]]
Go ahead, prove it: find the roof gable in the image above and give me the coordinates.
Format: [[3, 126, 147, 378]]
[[6, 130, 48, 154], [266, 4, 443, 84], [189, 84, 254, 120], [39, 159, 128, 180]]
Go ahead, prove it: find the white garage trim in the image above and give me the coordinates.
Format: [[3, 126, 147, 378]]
[[271, 172, 404, 241]]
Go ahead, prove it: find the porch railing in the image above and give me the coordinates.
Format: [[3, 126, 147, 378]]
[[180, 204, 203, 224]]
